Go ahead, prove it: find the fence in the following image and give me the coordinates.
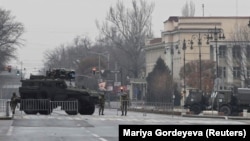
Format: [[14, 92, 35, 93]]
[[108, 100, 173, 110], [0, 99, 11, 117], [20, 99, 78, 115], [50, 101, 78, 112]]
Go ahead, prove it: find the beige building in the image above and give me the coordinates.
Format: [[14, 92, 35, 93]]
[[145, 16, 250, 92]]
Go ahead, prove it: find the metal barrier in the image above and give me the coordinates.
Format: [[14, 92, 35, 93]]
[[109, 100, 189, 116], [20, 99, 50, 112], [0, 99, 10, 117], [50, 101, 78, 112], [129, 101, 173, 112], [20, 99, 78, 114], [109, 100, 173, 111]]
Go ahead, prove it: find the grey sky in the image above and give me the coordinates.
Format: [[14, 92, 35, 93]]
[[0, 0, 249, 73]]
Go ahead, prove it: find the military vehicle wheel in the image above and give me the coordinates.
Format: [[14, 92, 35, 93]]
[[219, 105, 231, 116], [38, 100, 52, 115], [85, 102, 95, 115], [79, 100, 95, 115], [65, 98, 78, 115], [39, 110, 52, 115], [24, 102, 38, 115], [190, 105, 201, 115]]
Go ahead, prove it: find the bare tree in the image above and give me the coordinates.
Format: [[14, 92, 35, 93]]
[[179, 60, 215, 92], [0, 8, 25, 69], [181, 0, 195, 17], [96, 0, 154, 78], [225, 25, 250, 87], [43, 35, 92, 70]]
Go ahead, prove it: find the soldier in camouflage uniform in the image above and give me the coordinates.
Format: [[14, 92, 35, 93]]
[[120, 92, 129, 116], [10, 92, 20, 115], [98, 93, 105, 115]]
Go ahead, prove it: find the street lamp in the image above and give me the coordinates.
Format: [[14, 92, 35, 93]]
[[190, 33, 208, 90], [182, 39, 193, 97], [164, 43, 180, 104], [206, 26, 225, 91]]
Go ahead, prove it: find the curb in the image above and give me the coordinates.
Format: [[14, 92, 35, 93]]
[[0, 116, 13, 120], [129, 109, 250, 120], [182, 114, 250, 120]]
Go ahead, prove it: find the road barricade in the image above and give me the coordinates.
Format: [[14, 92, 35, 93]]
[[0, 99, 11, 118], [20, 99, 78, 115]]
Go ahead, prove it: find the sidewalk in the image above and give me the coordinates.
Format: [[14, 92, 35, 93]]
[[129, 108, 250, 120], [182, 114, 250, 120], [0, 112, 12, 120]]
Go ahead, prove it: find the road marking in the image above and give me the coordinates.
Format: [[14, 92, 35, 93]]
[[98, 138, 108, 141], [92, 133, 108, 141], [7, 126, 13, 136]]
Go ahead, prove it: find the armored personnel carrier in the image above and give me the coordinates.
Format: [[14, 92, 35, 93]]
[[19, 68, 98, 115]]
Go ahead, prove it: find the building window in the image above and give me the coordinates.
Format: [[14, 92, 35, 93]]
[[233, 67, 241, 78], [247, 67, 250, 78], [218, 67, 226, 78], [210, 45, 214, 60], [246, 46, 250, 59], [219, 45, 226, 58], [232, 45, 241, 59]]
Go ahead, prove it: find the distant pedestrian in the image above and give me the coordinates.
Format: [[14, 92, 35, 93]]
[[10, 92, 20, 115], [99, 93, 105, 115], [120, 92, 129, 116]]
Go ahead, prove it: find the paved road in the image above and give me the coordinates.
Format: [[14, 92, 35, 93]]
[[13, 108, 250, 125], [1, 107, 250, 141]]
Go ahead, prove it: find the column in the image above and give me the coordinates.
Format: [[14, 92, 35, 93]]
[[226, 45, 233, 85], [241, 45, 247, 87]]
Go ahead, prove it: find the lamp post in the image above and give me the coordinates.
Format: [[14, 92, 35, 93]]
[[190, 33, 208, 90], [16, 61, 23, 80], [206, 26, 225, 91], [21, 61, 23, 80], [182, 39, 192, 97], [164, 43, 180, 106]]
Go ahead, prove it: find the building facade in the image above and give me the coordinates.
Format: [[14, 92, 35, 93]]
[[145, 16, 250, 93]]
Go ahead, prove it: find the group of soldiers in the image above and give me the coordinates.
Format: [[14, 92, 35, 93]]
[[98, 91, 129, 116]]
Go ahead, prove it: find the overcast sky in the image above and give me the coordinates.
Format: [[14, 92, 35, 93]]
[[0, 0, 250, 73]]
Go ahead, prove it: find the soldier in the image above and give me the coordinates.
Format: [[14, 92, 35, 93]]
[[120, 92, 129, 116], [10, 92, 20, 115], [98, 93, 105, 115]]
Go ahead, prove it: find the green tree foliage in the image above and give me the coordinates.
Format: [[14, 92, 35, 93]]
[[146, 57, 172, 103]]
